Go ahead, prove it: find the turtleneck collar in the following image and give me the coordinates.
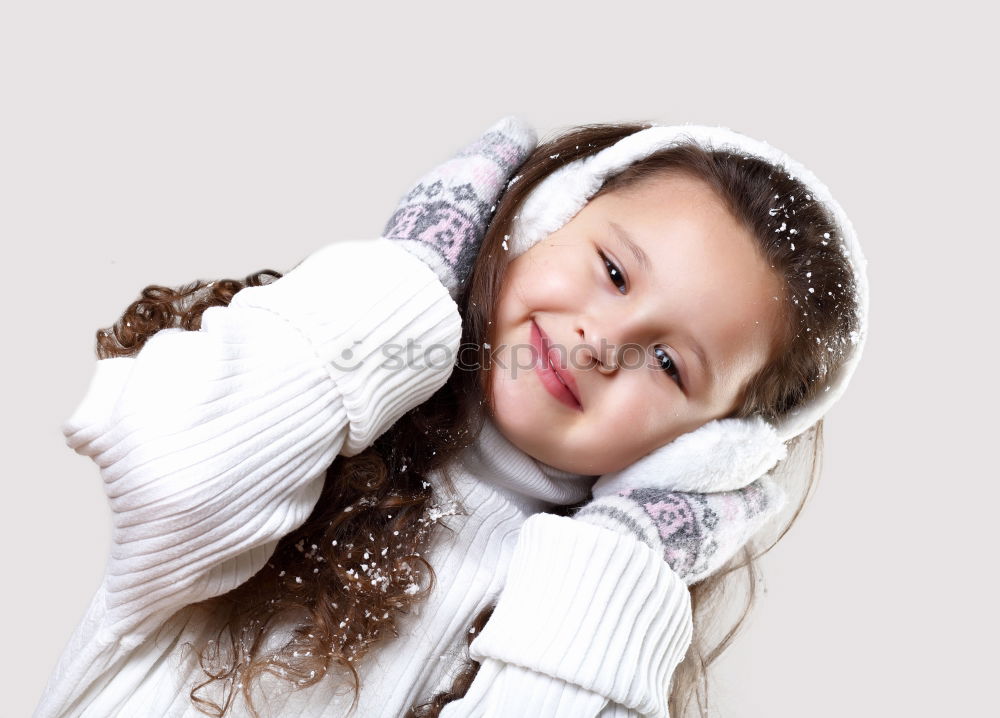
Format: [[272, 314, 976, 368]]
[[451, 409, 596, 513]]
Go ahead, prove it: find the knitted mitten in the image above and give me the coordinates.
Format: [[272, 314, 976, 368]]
[[382, 116, 537, 300], [575, 476, 787, 586]]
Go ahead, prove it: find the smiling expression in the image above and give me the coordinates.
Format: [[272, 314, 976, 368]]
[[484, 172, 788, 476]]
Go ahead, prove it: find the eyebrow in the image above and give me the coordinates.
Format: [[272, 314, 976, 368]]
[[608, 221, 652, 274], [607, 220, 718, 393]]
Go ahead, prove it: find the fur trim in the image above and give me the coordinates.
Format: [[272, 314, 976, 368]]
[[591, 414, 788, 497]]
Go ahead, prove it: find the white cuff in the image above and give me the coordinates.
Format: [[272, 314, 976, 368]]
[[469, 513, 693, 718]]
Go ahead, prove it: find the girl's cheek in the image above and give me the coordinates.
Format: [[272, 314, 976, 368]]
[[541, 255, 586, 297]]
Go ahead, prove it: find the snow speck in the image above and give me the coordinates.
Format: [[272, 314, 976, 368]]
[[425, 501, 462, 523]]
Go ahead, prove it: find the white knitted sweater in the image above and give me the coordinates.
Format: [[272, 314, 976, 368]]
[[34, 238, 693, 718]]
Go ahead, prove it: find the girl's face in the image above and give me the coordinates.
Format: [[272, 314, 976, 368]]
[[486, 172, 787, 476]]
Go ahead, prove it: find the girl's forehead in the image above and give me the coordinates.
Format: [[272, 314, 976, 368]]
[[596, 172, 730, 220], [561, 180, 744, 262]]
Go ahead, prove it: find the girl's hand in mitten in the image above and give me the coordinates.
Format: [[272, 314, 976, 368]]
[[574, 415, 790, 585], [382, 116, 537, 300], [574, 477, 787, 586]]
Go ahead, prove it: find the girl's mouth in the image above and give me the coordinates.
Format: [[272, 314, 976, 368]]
[[530, 320, 583, 411]]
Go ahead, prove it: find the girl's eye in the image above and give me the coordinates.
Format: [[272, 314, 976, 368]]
[[653, 346, 683, 386], [599, 250, 627, 294]]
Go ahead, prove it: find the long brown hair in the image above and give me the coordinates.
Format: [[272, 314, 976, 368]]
[[96, 123, 859, 717]]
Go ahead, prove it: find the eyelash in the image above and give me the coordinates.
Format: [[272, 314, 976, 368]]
[[598, 249, 684, 388], [599, 249, 628, 294]]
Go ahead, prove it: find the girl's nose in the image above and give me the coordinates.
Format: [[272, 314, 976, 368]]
[[596, 356, 618, 375], [576, 326, 621, 374], [578, 293, 664, 375]]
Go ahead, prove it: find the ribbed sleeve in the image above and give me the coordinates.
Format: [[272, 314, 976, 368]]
[[226, 238, 462, 456], [438, 659, 613, 717], [464, 513, 693, 718], [37, 238, 461, 718]]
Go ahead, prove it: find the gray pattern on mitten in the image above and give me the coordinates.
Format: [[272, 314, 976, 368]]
[[575, 477, 787, 585]]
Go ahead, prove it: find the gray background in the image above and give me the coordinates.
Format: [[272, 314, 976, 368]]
[[2, 2, 993, 716]]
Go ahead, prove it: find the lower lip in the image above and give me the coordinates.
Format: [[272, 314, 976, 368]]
[[530, 320, 582, 411]]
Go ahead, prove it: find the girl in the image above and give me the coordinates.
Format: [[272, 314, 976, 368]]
[[34, 117, 868, 718]]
